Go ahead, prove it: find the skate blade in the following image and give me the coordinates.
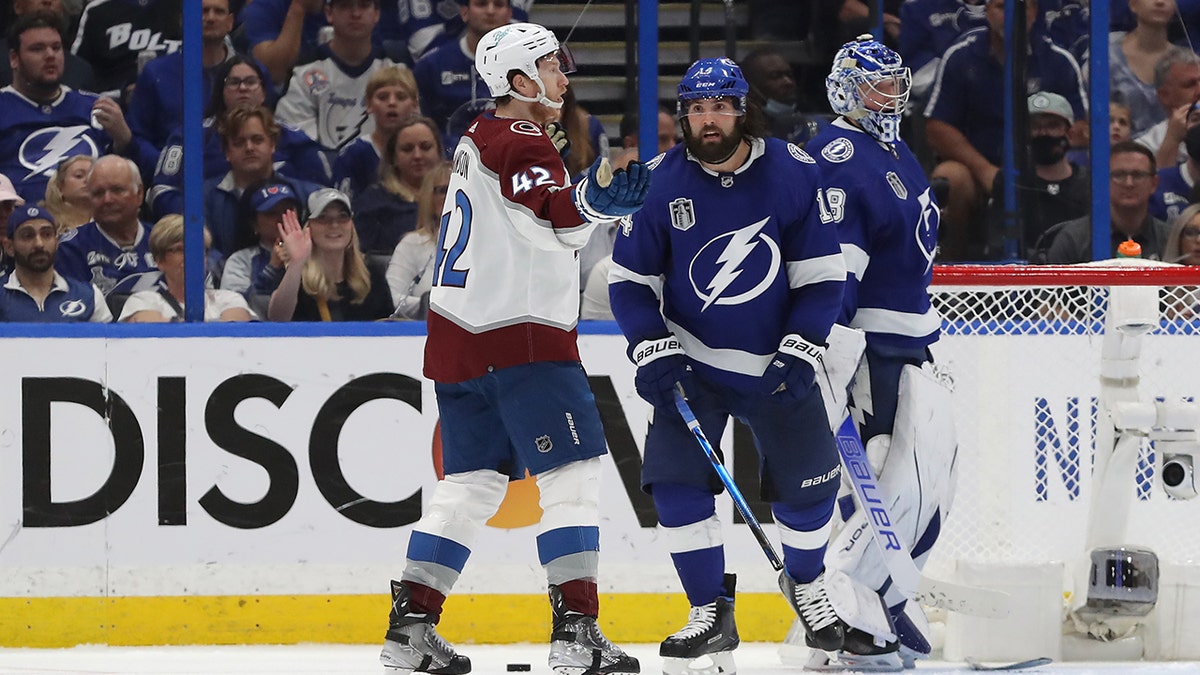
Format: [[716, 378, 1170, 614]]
[[662, 650, 736, 675], [804, 650, 903, 672], [965, 657, 1053, 671]]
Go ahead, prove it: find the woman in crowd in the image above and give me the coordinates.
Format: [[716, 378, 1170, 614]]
[[119, 215, 255, 322], [385, 160, 450, 320], [1166, 203, 1200, 265], [41, 155, 94, 232], [269, 188, 393, 321], [352, 116, 443, 258]]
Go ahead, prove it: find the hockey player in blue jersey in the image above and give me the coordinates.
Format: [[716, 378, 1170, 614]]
[[783, 35, 958, 672], [609, 58, 849, 675]]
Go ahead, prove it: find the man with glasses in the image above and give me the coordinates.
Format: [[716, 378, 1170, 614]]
[[1040, 142, 1172, 263]]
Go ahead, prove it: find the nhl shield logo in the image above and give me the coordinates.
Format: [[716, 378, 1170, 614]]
[[670, 197, 696, 231], [886, 171, 908, 200], [535, 435, 553, 453]]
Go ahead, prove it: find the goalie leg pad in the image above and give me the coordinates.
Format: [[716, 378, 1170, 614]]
[[827, 363, 959, 595], [818, 324, 868, 432], [824, 568, 897, 644]]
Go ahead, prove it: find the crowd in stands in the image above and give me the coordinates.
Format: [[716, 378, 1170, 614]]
[[2, 0, 1200, 324]]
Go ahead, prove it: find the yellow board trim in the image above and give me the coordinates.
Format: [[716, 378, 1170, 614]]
[[0, 593, 794, 648]]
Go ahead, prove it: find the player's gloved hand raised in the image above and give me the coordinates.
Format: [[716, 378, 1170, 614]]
[[759, 334, 825, 400], [631, 335, 692, 408], [575, 156, 652, 220], [545, 122, 571, 159]]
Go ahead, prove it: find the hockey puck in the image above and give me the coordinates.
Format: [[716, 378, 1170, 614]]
[[506, 664, 532, 672]]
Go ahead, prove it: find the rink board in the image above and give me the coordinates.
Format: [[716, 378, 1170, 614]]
[[0, 327, 1195, 646]]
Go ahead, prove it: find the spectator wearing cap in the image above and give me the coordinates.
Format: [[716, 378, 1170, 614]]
[[987, 91, 1091, 259], [119, 215, 255, 322], [1039, 142, 1171, 264], [56, 155, 157, 294], [220, 181, 304, 318], [1150, 122, 1200, 223], [0, 205, 112, 322], [268, 187, 393, 321], [1133, 47, 1200, 173], [1, 174, 28, 276]]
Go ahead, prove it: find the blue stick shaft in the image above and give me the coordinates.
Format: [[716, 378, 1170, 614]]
[[673, 386, 784, 571]]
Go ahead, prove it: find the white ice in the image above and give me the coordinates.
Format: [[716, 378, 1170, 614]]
[[0, 643, 1197, 675]]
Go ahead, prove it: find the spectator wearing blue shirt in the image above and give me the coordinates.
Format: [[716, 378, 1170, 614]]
[[925, 0, 1086, 260], [242, 0, 328, 86], [220, 180, 303, 318], [1133, 48, 1200, 172], [898, 0, 987, 108], [1151, 122, 1200, 223], [126, 0, 241, 182], [56, 156, 157, 294], [0, 205, 112, 322], [413, 0, 512, 149], [203, 105, 325, 257]]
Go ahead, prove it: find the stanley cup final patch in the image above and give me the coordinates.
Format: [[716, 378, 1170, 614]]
[[886, 171, 908, 200], [670, 197, 696, 231]]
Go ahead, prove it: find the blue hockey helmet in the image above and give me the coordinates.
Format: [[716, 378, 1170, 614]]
[[677, 57, 749, 116], [826, 34, 911, 143]]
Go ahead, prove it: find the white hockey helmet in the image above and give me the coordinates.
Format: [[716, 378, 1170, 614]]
[[826, 34, 911, 143], [474, 22, 575, 109]]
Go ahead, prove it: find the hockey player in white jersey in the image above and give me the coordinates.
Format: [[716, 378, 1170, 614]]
[[786, 35, 958, 672], [379, 22, 650, 675], [609, 58, 849, 675]]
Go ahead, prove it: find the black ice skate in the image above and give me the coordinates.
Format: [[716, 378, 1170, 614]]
[[660, 573, 739, 675], [548, 584, 641, 674], [380, 580, 471, 674], [778, 571, 845, 652]]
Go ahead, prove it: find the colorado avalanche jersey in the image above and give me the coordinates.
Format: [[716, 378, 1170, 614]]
[[71, 0, 183, 97], [808, 119, 941, 352], [55, 221, 157, 294], [609, 138, 846, 392], [424, 113, 600, 383], [0, 86, 113, 204], [0, 272, 111, 322], [275, 47, 393, 152]]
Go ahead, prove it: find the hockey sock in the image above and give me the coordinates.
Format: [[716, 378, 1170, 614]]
[[403, 581, 447, 619], [653, 482, 725, 605], [773, 498, 835, 584], [555, 578, 599, 616]]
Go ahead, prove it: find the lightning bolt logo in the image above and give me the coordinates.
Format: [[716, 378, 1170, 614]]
[[690, 217, 781, 311], [914, 187, 939, 274], [20, 126, 98, 182], [849, 356, 873, 428]]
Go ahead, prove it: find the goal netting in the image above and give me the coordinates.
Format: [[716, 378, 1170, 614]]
[[920, 262, 1200, 586]]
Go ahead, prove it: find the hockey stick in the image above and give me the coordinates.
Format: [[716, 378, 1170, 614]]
[[834, 416, 1011, 618], [965, 657, 1053, 671], [673, 384, 784, 571]]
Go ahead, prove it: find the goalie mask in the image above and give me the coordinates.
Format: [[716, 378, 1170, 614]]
[[826, 34, 911, 143], [475, 22, 576, 110]]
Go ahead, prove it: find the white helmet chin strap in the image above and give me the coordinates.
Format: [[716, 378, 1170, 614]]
[[510, 74, 563, 110]]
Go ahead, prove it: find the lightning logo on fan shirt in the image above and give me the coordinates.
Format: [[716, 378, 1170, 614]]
[[20, 126, 98, 181], [690, 217, 781, 311]]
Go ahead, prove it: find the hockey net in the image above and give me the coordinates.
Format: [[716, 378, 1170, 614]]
[[920, 262, 1200, 584]]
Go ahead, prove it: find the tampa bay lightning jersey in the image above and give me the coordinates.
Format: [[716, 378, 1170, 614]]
[[609, 137, 846, 392], [808, 119, 941, 351], [55, 221, 157, 294], [1150, 162, 1193, 224], [0, 86, 113, 204], [0, 271, 110, 322]]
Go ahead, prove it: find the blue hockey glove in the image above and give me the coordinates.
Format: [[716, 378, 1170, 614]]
[[574, 157, 652, 220], [759, 334, 825, 400], [545, 122, 571, 159], [632, 335, 692, 408]]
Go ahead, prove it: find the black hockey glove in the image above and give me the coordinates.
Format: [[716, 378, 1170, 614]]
[[545, 121, 571, 159], [631, 335, 692, 408], [759, 334, 824, 400], [575, 157, 652, 220]]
